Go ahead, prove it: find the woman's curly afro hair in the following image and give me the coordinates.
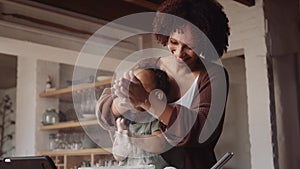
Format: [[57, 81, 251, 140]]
[[153, 0, 230, 57]]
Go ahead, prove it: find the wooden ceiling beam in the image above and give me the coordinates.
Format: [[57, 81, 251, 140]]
[[122, 0, 159, 10], [123, 0, 255, 9], [233, 0, 255, 7]]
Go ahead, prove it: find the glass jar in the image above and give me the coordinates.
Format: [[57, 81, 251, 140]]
[[42, 108, 59, 125], [49, 133, 57, 151]]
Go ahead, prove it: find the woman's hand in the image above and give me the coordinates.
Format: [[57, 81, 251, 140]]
[[113, 71, 149, 109]]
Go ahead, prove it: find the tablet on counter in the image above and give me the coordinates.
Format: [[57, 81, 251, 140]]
[[211, 152, 234, 169], [0, 156, 57, 169]]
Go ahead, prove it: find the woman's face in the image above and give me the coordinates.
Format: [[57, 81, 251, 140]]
[[167, 25, 199, 70]]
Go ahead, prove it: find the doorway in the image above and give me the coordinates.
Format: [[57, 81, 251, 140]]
[[0, 53, 17, 157], [215, 56, 251, 169]]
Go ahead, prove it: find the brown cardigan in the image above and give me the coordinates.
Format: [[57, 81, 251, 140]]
[[96, 57, 229, 169]]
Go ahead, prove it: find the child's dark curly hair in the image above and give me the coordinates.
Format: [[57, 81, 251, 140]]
[[150, 68, 170, 97], [153, 0, 230, 57]]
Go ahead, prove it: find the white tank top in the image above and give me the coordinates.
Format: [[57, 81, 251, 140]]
[[173, 76, 199, 108]]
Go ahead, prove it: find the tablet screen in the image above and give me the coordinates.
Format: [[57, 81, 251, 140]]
[[0, 156, 57, 169]]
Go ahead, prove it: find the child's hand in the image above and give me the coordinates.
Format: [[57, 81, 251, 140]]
[[113, 129, 131, 161], [116, 117, 128, 132]]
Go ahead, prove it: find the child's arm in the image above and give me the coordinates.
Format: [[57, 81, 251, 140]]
[[112, 118, 130, 161], [112, 130, 129, 161]]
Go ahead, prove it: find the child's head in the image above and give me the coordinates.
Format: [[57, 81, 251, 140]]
[[118, 68, 170, 124], [134, 68, 170, 102]]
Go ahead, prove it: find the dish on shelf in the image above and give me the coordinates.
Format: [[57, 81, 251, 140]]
[[79, 114, 97, 121], [96, 76, 113, 82]]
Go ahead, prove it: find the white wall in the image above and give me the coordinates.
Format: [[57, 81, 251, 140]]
[[0, 35, 79, 155], [15, 56, 37, 155], [13, 39, 86, 155], [219, 0, 274, 168]]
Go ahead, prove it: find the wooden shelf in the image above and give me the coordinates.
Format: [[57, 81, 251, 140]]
[[39, 120, 98, 130], [38, 78, 112, 169], [39, 79, 112, 98], [39, 148, 111, 156], [55, 164, 64, 167]]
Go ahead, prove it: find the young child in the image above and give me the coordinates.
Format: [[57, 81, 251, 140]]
[[112, 68, 170, 169]]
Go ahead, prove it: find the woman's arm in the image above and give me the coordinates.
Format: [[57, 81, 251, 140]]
[[142, 64, 229, 147], [131, 130, 167, 154], [96, 88, 116, 130]]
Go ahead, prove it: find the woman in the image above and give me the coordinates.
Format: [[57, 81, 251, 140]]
[[96, 0, 230, 168]]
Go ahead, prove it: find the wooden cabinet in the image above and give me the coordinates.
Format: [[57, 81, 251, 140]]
[[38, 80, 113, 169], [40, 148, 113, 169]]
